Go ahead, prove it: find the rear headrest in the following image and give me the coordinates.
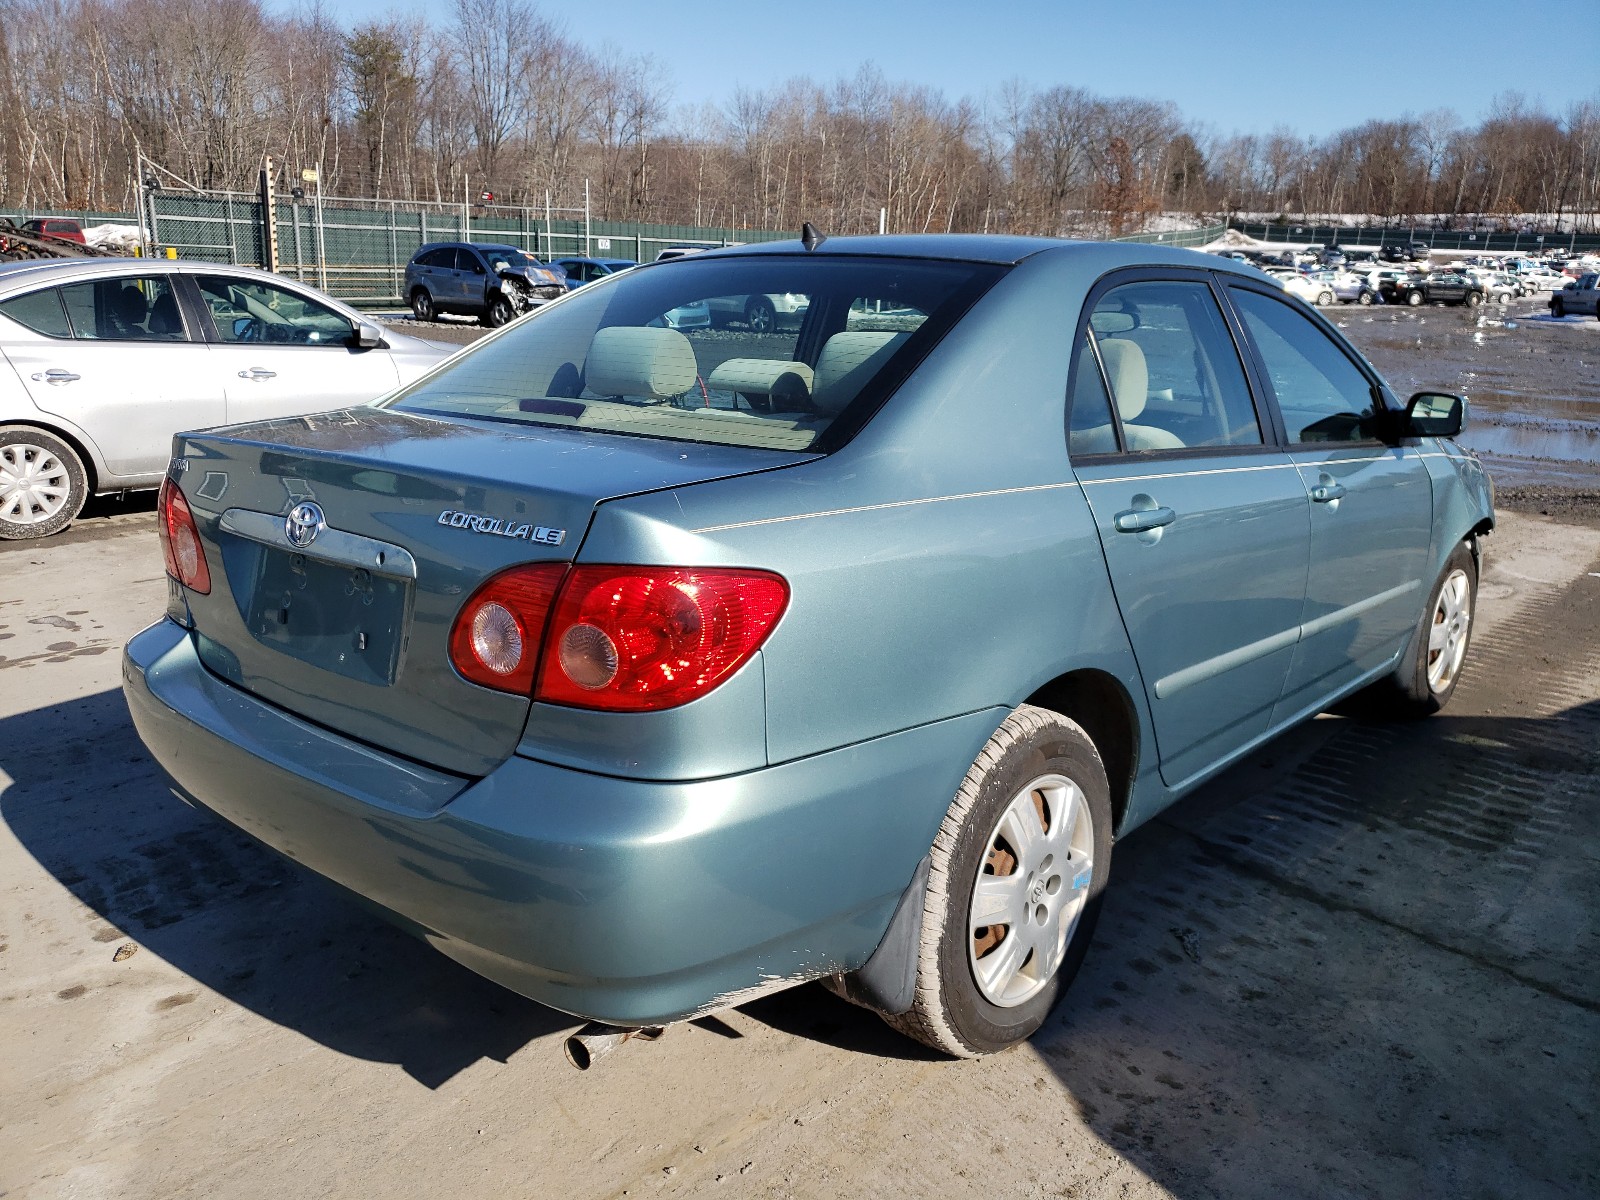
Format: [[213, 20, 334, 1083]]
[[812, 330, 910, 415], [706, 358, 814, 407], [585, 326, 697, 400], [1097, 338, 1148, 422]]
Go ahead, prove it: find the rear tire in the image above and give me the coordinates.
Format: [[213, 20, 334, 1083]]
[[881, 706, 1113, 1057], [1347, 542, 1477, 719], [0, 425, 88, 540], [1466, 291, 1483, 308], [1552, 299, 1566, 318], [410, 289, 435, 322], [1407, 291, 1424, 307], [1357, 291, 1374, 305]]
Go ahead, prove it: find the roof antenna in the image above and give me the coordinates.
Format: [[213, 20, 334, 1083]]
[[801, 222, 826, 252]]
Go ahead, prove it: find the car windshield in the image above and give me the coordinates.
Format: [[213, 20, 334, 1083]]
[[386, 254, 1000, 452], [482, 246, 533, 265]]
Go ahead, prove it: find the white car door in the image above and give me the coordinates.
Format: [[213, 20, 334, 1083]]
[[192, 274, 403, 426], [0, 273, 221, 480]]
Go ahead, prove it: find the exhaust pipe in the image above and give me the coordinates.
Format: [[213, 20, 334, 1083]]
[[563, 1022, 665, 1070]]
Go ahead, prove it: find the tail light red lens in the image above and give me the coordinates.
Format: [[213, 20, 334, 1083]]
[[536, 567, 788, 712], [157, 478, 211, 595], [448, 563, 567, 694], [449, 564, 789, 710]]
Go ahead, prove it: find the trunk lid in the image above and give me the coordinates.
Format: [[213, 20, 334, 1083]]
[[174, 406, 811, 776]]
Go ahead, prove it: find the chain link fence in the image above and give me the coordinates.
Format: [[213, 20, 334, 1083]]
[[140, 187, 798, 305]]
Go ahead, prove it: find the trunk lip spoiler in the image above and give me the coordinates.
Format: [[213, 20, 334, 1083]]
[[219, 507, 419, 580]]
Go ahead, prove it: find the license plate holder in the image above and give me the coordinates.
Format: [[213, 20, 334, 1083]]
[[246, 548, 408, 685]]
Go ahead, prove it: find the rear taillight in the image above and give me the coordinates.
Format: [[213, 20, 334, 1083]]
[[158, 478, 211, 595], [537, 567, 788, 712], [448, 563, 566, 693], [448, 564, 789, 711]]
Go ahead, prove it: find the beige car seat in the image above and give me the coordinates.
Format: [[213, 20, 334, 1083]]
[[1096, 338, 1184, 451], [811, 330, 910, 415]]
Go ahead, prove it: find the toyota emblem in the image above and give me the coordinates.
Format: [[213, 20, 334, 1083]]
[[285, 501, 326, 548]]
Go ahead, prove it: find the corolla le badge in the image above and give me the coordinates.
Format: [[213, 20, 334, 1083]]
[[285, 501, 326, 548], [437, 509, 566, 546]]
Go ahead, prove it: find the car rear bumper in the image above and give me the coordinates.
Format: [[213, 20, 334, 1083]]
[[123, 618, 995, 1025]]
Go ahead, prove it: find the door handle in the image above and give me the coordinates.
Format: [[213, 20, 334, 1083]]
[[237, 368, 278, 381], [1113, 506, 1177, 533], [1310, 482, 1348, 503], [31, 369, 80, 384]]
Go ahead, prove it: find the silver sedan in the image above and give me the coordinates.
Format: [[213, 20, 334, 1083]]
[[0, 259, 449, 538]]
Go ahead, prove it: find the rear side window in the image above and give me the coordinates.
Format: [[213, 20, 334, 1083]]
[[0, 288, 72, 338], [387, 255, 1000, 452], [417, 248, 453, 269], [58, 277, 187, 341], [1087, 280, 1262, 451], [1230, 288, 1378, 443]]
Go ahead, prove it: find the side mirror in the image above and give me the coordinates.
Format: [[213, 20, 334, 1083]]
[[1405, 391, 1465, 438], [354, 321, 384, 349]]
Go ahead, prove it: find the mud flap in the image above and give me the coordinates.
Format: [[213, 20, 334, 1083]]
[[835, 854, 930, 1016]]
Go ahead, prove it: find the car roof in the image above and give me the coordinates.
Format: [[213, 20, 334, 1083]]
[[682, 234, 1276, 281], [0, 256, 362, 310]]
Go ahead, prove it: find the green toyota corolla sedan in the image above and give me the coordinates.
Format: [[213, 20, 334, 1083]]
[[124, 235, 1493, 1062]]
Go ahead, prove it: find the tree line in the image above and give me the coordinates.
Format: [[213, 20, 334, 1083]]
[[3, 0, 1598, 236]]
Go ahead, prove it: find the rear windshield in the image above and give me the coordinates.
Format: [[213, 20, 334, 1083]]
[[385, 254, 1001, 451]]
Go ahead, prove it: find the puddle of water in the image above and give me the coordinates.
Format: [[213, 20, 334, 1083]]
[[1463, 423, 1600, 466]]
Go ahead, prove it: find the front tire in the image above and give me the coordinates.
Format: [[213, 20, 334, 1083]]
[[1466, 291, 1483, 308], [745, 295, 776, 334], [1316, 290, 1334, 306], [1357, 290, 1374, 305], [484, 294, 516, 327], [883, 706, 1113, 1057], [1349, 542, 1477, 719], [1552, 299, 1566, 318], [0, 426, 88, 540]]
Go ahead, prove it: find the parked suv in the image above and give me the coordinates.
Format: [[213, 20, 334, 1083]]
[[1549, 273, 1600, 318], [1384, 270, 1485, 307], [405, 242, 566, 326]]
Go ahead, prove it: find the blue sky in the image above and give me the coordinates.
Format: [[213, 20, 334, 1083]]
[[280, 0, 1595, 137]]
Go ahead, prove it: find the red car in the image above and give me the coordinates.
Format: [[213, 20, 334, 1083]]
[[22, 217, 86, 245]]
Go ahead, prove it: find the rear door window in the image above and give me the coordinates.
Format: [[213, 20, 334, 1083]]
[[57, 276, 188, 341], [1085, 280, 1262, 451]]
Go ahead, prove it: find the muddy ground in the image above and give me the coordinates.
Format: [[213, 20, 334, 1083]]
[[2, 302, 1599, 1199]]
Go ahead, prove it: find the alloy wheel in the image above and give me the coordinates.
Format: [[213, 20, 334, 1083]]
[[1426, 569, 1472, 694], [968, 774, 1095, 1008]]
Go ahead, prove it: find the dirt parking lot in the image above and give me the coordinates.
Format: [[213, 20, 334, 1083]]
[[3, 306, 1599, 1199]]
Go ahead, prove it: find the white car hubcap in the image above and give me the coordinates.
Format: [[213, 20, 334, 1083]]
[[1427, 569, 1472, 693], [0, 442, 71, 525], [968, 774, 1094, 1008]]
